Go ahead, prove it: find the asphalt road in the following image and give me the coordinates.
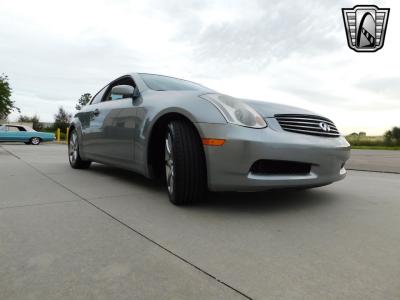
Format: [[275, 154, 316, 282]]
[[1, 144, 399, 300], [346, 149, 400, 173]]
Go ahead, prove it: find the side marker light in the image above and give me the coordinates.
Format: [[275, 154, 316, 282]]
[[202, 138, 225, 146]]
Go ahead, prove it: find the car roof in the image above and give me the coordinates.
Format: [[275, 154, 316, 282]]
[[91, 73, 213, 102], [133, 72, 213, 91], [136, 72, 205, 85], [3, 124, 35, 131], [137, 72, 194, 82]]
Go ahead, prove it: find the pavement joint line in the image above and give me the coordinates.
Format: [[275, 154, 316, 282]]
[[0, 145, 21, 159], [347, 168, 400, 175], [0, 199, 82, 211], [2, 146, 252, 300]]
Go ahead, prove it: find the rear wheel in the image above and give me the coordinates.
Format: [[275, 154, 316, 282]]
[[30, 137, 41, 145], [164, 120, 207, 205], [68, 129, 91, 169]]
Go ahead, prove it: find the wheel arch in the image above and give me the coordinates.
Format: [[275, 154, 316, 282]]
[[146, 111, 206, 180], [68, 122, 88, 160], [68, 120, 81, 135], [68, 124, 76, 136]]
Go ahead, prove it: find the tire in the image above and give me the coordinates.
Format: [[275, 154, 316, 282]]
[[30, 137, 41, 145], [164, 120, 207, 205], [68, 129, 91, 169]]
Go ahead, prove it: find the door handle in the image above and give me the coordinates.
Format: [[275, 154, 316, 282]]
[[93, 109, 100, 116]]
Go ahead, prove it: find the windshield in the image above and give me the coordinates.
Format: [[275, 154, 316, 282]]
[[139, 73, 212, 92], [0, 125, 6, 131]]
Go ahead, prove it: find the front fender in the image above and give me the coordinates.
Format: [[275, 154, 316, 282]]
[[135, 93, 227, 177]]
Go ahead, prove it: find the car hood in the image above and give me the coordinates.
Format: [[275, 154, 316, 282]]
[[203, 93, 317, 118], [244, 99, 316, 118]]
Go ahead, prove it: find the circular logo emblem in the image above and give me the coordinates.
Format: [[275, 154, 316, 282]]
[[319, 122, 331, 132]]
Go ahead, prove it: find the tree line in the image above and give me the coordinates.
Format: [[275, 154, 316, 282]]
[[346, 128, 400, 146], [1, 73, 92, 133]]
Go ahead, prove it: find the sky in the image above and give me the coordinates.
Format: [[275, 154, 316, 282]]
[[0, 0, 398, 135]]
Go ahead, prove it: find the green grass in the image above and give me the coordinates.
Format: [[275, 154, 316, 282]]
[[346, 135, 400, 150], [351, 145, 400, 150]]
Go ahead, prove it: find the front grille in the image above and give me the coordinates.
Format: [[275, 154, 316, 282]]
[[250, 160, 311, 175], [275, 114, 340, 137]]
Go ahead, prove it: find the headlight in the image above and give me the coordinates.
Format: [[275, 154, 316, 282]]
[[200, 94, 267, 128]]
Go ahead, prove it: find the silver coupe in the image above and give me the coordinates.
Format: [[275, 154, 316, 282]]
[[68, 73, 350, 205]]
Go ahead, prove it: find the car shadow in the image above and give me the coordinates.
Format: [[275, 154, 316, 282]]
[[87, 163, 337, 213], [88, 163, 165, 192], [198, 188, 337, 214]]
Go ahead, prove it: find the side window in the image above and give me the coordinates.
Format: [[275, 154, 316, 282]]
[[7, 126, 19, 132], [91, 86, 108, 105]]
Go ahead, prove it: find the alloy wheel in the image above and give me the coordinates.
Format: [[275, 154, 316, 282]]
[[69, 132, 78, 164], [165, 130, 175, 195], [31, 137, 40, 145]]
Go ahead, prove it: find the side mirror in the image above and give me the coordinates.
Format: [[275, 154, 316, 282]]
[[110, 85, 138, 99], [132, 87, 140, 99]]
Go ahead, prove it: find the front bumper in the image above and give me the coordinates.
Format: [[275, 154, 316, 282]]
[[196, 120, 350, 192]]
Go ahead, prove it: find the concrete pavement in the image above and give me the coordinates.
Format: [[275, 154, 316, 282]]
[[1, 144, 399, 300]]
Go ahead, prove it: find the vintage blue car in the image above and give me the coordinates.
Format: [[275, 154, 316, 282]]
[[0, 124, 55, 145]]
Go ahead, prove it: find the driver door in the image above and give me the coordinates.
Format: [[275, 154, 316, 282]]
[[0, 126, 22, 141], [81, 78, 138, 167]]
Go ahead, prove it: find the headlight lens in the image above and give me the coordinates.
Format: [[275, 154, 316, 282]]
[[200, 94, 267, 128]]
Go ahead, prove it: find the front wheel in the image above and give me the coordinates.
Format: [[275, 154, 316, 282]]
[[165, 120, 207, 205], [30, 137, 41, 145], [68, 129, 91, 169]]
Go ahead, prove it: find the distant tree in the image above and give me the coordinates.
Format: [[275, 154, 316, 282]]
[[54, 107, 72, 132], [18, 115, 30, 123], [392, 127, 400, 141], [0, 74, 19, 119], [358, 132, 366, 137], [384, 129, 393, 145], [76, 93, 92, 110], [18, 114, 43, 131], [384, 127, 400, 145]]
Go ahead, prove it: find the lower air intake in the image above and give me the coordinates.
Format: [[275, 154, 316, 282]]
[[250, 160, 311, 175]]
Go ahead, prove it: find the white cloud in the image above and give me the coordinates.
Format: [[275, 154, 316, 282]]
[[1, 0, 398, 135]]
